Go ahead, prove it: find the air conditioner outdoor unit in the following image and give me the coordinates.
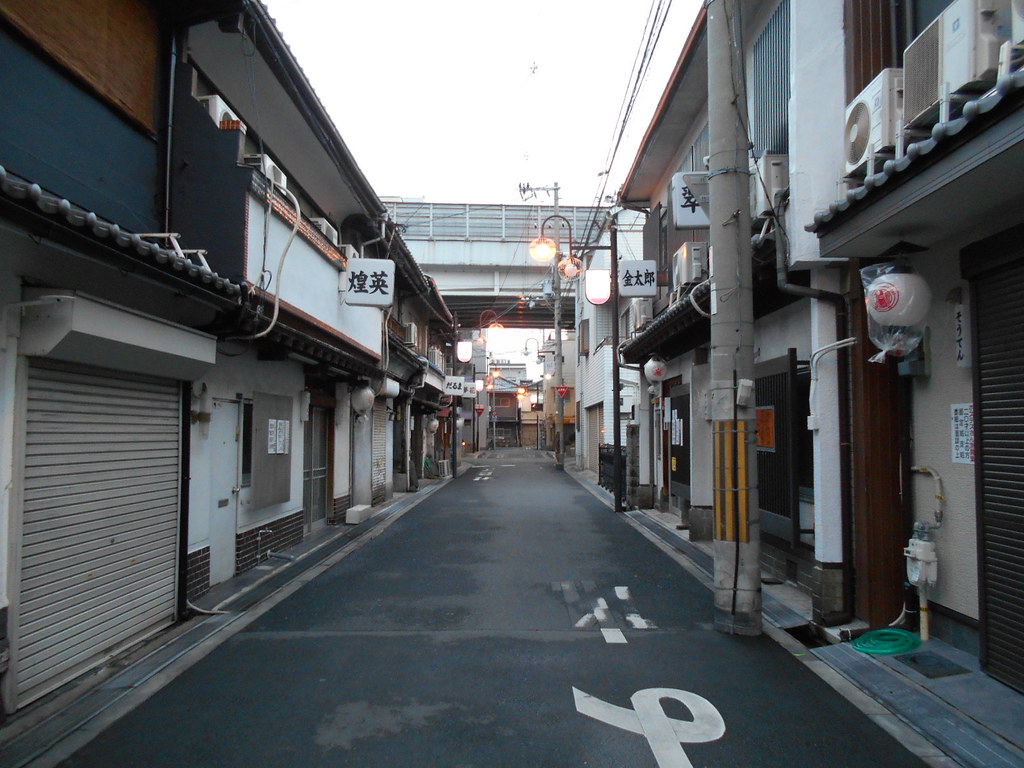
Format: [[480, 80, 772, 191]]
[[630, 298, 653, 330], [339, 244, 358, 261], [310, 217, 339, 246], [904, 0, 1011, 127], [403, 323, 419, 348], [672, 242, 708, 293], [844, 68, 904, 177], [197, 94, 246, 133], [242, 153, 288, 190], [751, 154, 789, 216]]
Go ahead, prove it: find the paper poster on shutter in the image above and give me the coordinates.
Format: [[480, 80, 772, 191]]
[[277, 419, 289, 455], [267, 419, 278, 454]]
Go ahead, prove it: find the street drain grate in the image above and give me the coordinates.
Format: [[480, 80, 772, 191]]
[[897, 651, 970, 679]]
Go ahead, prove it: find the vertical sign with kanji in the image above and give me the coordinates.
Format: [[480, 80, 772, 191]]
[[344, 258, 395, 307], [670, 171, 710, 229]]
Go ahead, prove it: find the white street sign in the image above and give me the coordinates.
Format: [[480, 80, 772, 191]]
[[443, 376, 467, 396]]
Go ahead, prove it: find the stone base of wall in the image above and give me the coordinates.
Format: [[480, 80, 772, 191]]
[[761, 539, 816, 593], [236, 511, 304, 574], [185, 547, 211, 603]]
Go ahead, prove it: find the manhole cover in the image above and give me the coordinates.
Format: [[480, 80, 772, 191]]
[[897, 651, 970, 679]]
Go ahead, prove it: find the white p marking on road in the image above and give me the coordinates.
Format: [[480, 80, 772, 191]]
[[573, 687, 725, 768]]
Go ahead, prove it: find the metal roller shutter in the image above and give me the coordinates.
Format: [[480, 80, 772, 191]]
[[17, 363, 180, 705], [976, 261, 1024, 693], [587, 404, 603, 472], [371, 404, 387, 505]]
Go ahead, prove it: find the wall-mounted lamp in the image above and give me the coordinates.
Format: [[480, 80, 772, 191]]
[[351, 385, 375, 421], [191, 382, 213, 438], [585, 268, 612, 305], [643, 356, 668, 382]]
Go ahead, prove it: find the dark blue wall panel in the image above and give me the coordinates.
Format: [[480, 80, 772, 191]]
[[0, 25, 162, 232]]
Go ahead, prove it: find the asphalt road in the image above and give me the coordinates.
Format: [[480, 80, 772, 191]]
[[57, 450, 927, 767]]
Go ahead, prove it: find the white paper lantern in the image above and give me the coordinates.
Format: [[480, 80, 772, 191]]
[[351, 386, 375, 415], [643, 356, 668, 382], [426, 417, 440, 434], [866, 270, 931, 327]]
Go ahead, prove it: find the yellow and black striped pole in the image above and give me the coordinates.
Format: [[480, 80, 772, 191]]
[[707, 0, 761, 636]]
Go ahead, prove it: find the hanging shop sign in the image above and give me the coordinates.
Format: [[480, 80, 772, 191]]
[[344, 258, 395, 307], [619, 260, 658, 298]]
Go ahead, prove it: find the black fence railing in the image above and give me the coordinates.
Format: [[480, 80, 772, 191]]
[[598, 444, 626, 493]]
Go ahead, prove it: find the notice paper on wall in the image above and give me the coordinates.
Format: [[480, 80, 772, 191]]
[[951, 403, 974, 465], [267, 419, 278, 454], [267, 419, 291, 455]]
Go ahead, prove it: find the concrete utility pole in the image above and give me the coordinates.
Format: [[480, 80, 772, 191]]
[[551, 183, 565, 470], [610, 222, 623, 512], [707, 0, 761, 635]]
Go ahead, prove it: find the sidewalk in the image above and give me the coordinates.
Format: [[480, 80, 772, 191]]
[[566, 463, 1024, 768], [0, 474, 457, 768]]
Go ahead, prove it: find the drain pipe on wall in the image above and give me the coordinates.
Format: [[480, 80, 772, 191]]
[[774, 218, 856, 626]]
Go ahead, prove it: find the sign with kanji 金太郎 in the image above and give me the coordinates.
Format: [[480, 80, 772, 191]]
[[344, 258, 395, 307], [619, 260, 658, 298]]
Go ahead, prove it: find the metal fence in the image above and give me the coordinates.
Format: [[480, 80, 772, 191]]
[[598, 444, 626, 493]]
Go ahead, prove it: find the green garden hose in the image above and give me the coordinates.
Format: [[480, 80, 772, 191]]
[[852, 628, 922, 655]]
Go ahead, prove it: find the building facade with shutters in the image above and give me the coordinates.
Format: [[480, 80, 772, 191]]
[[0, 0, 454, 714], [617, 0, 1024, 694]]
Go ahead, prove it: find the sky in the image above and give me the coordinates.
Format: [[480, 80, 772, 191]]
[[263, 0, 703, 207]]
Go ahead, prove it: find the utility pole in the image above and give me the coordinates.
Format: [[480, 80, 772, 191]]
[[610, 221, 623, 512], [551, 183, 565, 470], [707, 0, 761, 635]]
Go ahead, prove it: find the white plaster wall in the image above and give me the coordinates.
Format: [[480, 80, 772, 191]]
[[910, 253, 978, 619], [189, 350, 305, 549], [754, 301, 812, 362], [247, 197, 383, 356], [788, 0, 846, 266], [334, 384, 352, 500], [0, 287, 22, 613], [690, 363, 714, 508]]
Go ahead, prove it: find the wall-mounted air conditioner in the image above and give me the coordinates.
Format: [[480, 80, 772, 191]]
[[904, 0, 1011, 127], [242, 153, 288, 190], [844, 68, 904, 177], [197, 94, 246, 133], [630, 298, 653, 330], [339, 244, 358, 261], [310, 217, 339, 246], [672, 242, 708, 295], [403, 323, 419, 348], [750, 154, 789, 216]]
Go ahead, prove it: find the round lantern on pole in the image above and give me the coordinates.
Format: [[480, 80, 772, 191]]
[[643, 356, 668, 382]]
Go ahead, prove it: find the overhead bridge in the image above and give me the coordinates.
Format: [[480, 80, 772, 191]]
[[386, 200, 609, 330]]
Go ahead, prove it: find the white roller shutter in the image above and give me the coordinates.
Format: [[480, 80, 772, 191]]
[[16, 363, 181, 705], [371, 404, 387, 505]]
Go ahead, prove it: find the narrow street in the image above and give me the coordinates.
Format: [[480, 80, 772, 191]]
[[42, 450, 927, 768]]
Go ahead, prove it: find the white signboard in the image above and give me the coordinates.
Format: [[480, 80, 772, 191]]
[[619, 260, 658, 298], [671, 172, 710, 229], [953, 300, 972, 368], [443, 376, 467, 396], [344, 258, 395, 307], [951, 403, 974, 464]]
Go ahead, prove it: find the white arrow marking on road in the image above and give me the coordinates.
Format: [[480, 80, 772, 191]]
[[573, 687, 726, 768], [601, 628, 627, 644]]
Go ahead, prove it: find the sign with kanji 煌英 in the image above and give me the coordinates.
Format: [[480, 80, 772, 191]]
[[619, 260, 658, 298], [344, 258, 395, 307], [556, 386, 569, 399], [671, 172, 710, 229]]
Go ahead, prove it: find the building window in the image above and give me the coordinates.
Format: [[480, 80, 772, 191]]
[[241, 400, 253, 487], [750, 0, 791, 157]]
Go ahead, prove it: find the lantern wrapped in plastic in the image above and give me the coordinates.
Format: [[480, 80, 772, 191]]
[[860, 262, 931, 363]]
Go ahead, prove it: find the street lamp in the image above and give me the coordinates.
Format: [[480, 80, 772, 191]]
[[530, 212, 579, 470]]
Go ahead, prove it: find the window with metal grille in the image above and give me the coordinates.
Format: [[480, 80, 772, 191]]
[[750, 0, 791, 157]]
